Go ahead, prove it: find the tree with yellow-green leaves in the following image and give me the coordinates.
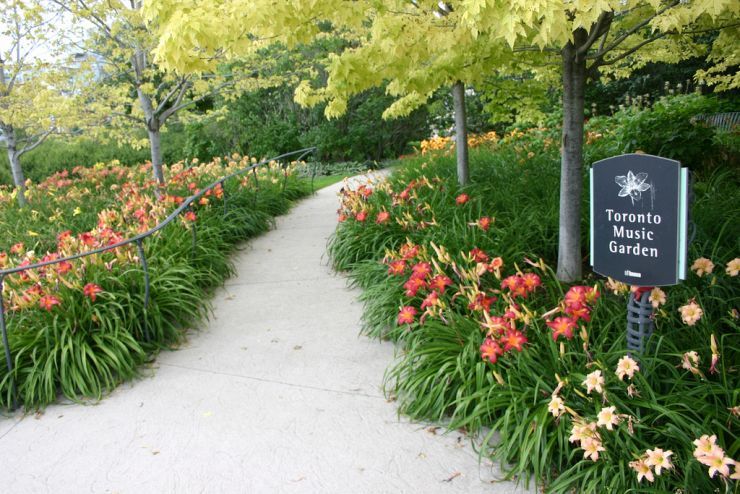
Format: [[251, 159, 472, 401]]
[[0, 0, 82, 207], [51, 0, 279, 186], [144, 0, 738, 281]]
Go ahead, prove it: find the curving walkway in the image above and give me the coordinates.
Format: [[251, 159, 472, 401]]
[[0, 177, 533, 494]]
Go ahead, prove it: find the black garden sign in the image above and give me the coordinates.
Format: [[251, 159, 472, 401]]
[[590, 153, 689, 286]]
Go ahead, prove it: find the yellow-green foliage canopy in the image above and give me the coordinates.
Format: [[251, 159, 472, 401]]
[[145, 1, 739, 118]]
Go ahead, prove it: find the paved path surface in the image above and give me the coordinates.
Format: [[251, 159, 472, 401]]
[[0, 177, 532, 494]]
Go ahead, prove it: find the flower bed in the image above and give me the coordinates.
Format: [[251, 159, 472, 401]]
[[0, 155, 310, 409], [329, 131, 739, 492]]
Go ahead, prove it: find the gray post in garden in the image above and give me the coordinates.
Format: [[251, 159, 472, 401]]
[[452, 81, 469, 186]]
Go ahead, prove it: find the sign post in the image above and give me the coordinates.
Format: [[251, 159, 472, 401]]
[[590, 153, 690, 353]]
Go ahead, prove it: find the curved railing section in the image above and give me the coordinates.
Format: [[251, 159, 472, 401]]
[[0, 147, 316, 407]]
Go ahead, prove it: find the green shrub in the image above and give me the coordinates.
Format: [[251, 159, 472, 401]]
[[588, 94, 737, 174]]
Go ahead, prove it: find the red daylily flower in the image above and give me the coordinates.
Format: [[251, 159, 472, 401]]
[[501, 275, 522, 292], [357, 185, 373, 199], [421, 291, 440, 309], [338, 213, 348, 222], [481, 316, 511, 336], [478, 216, 492, 231], [39, 294, 61, 311], [79, 232, 96, 247], [56, 261, 73, 275], [455, 193, 469, 205], [56, 230, 73, 244], [376, 211, 390, 224], [564, 286, 587, 308], [10, 242, 24, 255], [584, 286, 600, 305], [429, 275, 453, 294], [355, 211, 368, 222], [184, 211, 197, 222], [387, 260, 407, 276], [565, 303, 591, 322], [399, 243, 419, 260], [522, 273, 542, 292], [410, 262, 432, 279], [547, 316, 577, 341], [403, 277, 427, 297], [502, 329, 528, 352], [469, 248, 489, 263], [0, 252, 7, 268], [480, 337, 504, 364], [397, 306, 418, 325], [83, 283, 103, 302], [468, 292, 496, 312]]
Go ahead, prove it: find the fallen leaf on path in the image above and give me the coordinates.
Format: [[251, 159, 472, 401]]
[[442, 472, 461, 483]]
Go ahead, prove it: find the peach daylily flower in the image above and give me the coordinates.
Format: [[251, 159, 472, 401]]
[[649, 287, 666, 308], [583, 370, 605, 394], [597, 406, 620, 430], [679, 301, 703, 326], [615, 355, 639, 381], [693, 434, 719, 458], [726, 258, 740, 277], [691, 257, 714, 277], [630, 458, 655, 483], [581, 437, 605, 461], [569, 420, 598, 444], [548, 395, 565, 418], [681, 351, 702, 376], [645, 448, 673, 476], [699, 453, 734, 478], [731, 460, 740, 480]]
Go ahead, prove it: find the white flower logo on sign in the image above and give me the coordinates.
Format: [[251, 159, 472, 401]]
[[615, 171, 651, 205]]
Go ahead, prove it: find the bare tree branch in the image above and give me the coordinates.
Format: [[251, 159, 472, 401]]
[[577, 11, 613, 58], [154, 75, 191, 115], [18, 128, 54, 157], [590, 1, 680, 63]]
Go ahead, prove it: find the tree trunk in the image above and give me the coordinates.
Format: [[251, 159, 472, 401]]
[[3, 127, 27, 208], [147, 126, 165, 185], [556, 30, 588, 282], [452, 81, 469, 186]]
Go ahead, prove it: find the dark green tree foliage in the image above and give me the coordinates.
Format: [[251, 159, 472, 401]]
[[184, 85, 429, 163]]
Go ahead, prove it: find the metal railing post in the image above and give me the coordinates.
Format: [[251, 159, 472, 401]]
[[190, 206, 198, 259], [282, 163, 289, 194], [0, 275, 18, 409], [251, 168, 259, 207], [135, 240, 152, 342]]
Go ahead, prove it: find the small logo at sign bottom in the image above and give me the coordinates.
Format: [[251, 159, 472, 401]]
[[625, 270, 642, 278]]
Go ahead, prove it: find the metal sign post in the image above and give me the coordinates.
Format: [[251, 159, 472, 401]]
[[590, 154, 690, 353]]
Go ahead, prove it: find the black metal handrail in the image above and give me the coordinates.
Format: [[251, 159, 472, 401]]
[[0, 147, 316, 408]]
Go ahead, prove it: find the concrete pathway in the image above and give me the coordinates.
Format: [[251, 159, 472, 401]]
[[0, 177, 532, 494]]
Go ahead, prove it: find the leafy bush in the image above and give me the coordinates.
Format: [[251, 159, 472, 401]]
[[328, 125, 739, 492], [0, 128, 190, 186], [0, 155, 310, 409], [587, 94, 737, 175]]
